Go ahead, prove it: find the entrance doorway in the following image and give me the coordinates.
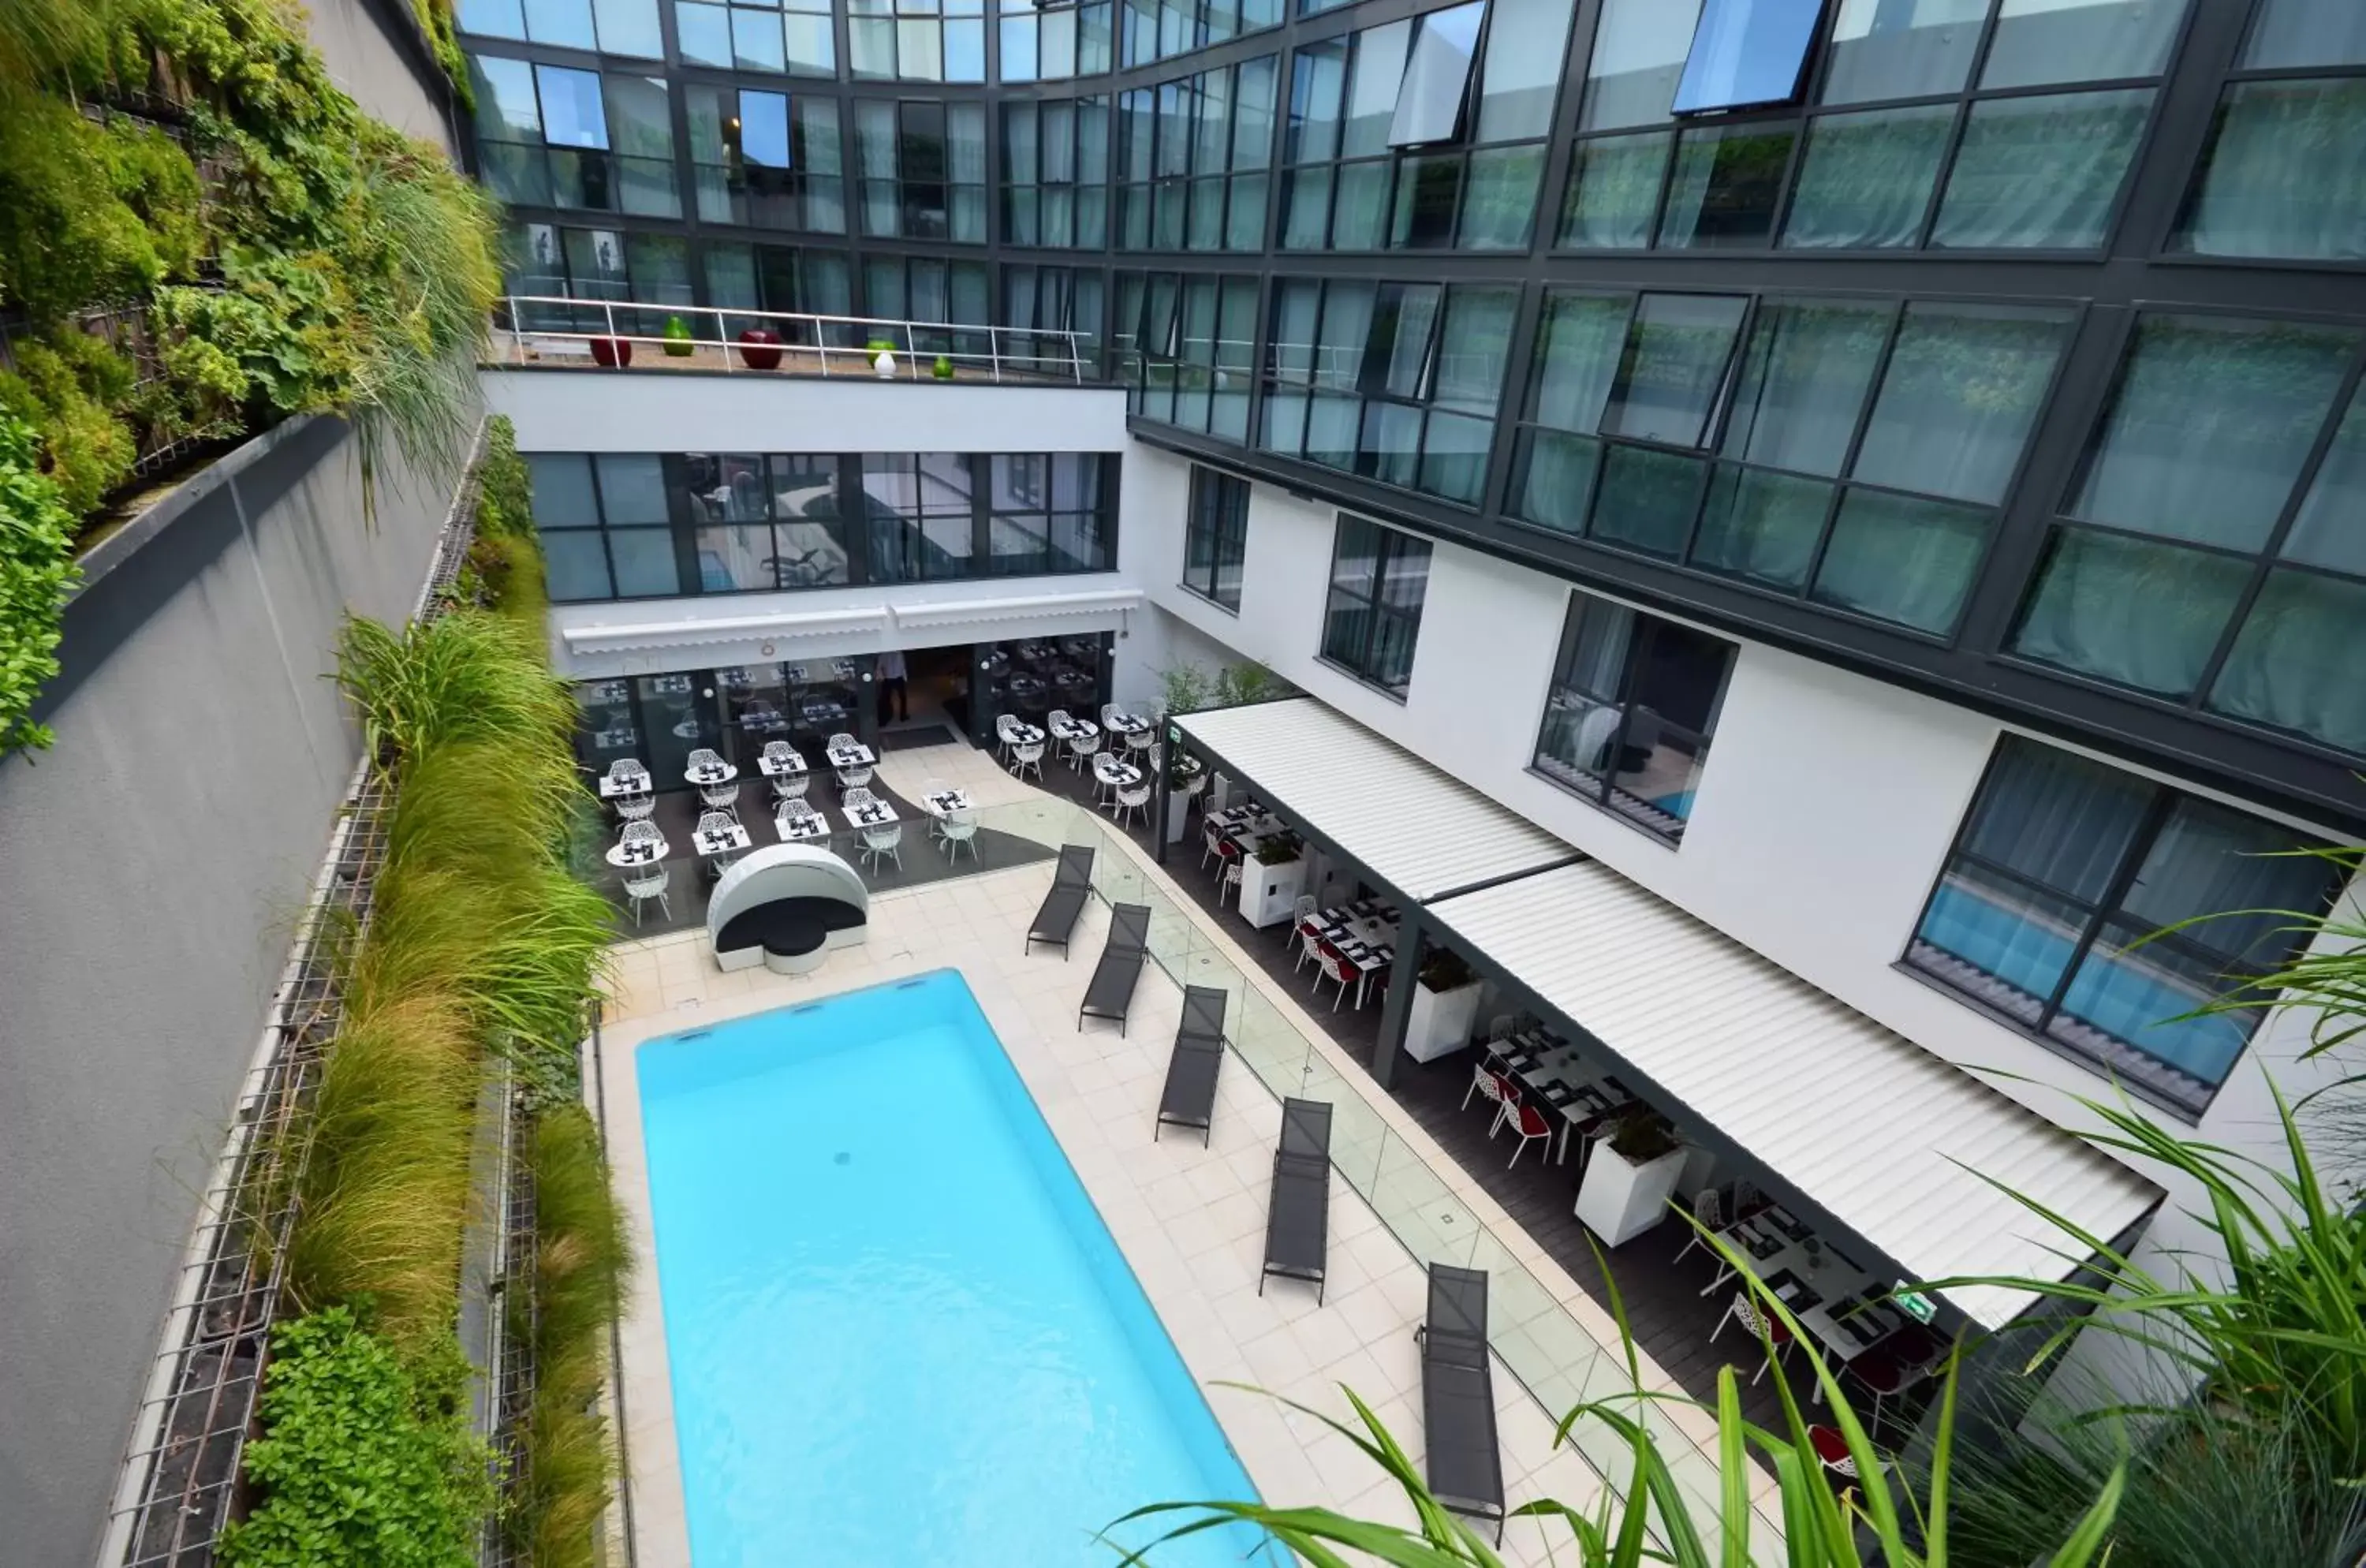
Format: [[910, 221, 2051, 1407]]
[[875, 643, 973, 744]]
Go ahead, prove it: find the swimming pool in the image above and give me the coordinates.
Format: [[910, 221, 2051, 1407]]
[[636, 971, 1271, 1565]]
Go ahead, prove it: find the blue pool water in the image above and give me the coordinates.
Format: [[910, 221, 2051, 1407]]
[[1649, 788, 1696, 819], [636, 972, 1270, 1566]]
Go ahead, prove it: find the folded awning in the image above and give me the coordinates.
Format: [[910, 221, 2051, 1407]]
[[1174, 698, 1578, 902], [1426, 862, 2162, 1330]]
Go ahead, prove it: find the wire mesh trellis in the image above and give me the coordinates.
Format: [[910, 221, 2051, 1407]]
[[100, 421, 491, 1568]]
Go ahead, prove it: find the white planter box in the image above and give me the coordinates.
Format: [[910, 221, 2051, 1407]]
[[1574, 1141, 1688, 1247], [1165, 785, 1196, 844], [1403, 978, 1483, 1064], [1237, 852, 1305, 928]]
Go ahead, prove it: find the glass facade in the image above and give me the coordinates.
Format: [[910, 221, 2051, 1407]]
[[1118, 56, 1278, 251], [1533, 591, 1734, 842], [526, 450, 1118, 599], [1908, 734, 2342, 1116], [2173, 0, 2366, 260]]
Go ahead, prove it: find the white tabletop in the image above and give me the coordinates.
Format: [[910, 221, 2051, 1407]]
[[1717, 1210, 1894, 1360], [1094, 756, 1144, 788], [1105, 711, 1150, 734], [920, 789, 976, 816], [758, 750, 808, 777], [597, 772, 651, 798], [844, 800, 899, 829], [1002, 720, 1047, 745], [1051, 716, 1099, 741], [605, 838, 668, 868], [827, 744, 876, 769], [775, 810, 830, 842], [687, 762, 738, 786], [693, 823, 752, 857]]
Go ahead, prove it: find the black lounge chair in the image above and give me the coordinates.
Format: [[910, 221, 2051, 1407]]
[[1077, 902, 1152, 1034], [1025, 843, 1097, 957], [1259, 1098, 1331, 1302], [1155, 985, 1229, 1144], [1416, 1264, 1505, 1544]]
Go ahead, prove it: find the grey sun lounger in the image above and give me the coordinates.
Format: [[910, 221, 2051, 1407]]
[[1417, 1263, 1505, 1544], [1025, 843, 1097, 957], [1076, 902, 1152, 1034], [1259, 1097, 1331, 1302], [1155, 985, 1229, 1144]]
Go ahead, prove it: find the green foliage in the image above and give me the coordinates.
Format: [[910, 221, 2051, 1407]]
[[0, 409, 80, 754], [1157, 658, 1287, 719], [218, 1307, 491, 1568], [0, 327, 138, 515], [517, 1107, 633, 1568], [337, 610, 577, 763], [474, 416, 535, 541], [0, 96, 201, 321], [409, 0, 470, 110]]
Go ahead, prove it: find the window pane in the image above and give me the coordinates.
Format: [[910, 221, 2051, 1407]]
[[1809, 486, 1987, 633], [542, 532, 613, 600], [2054, 924, 2256, 1099], [1656, 122, 1796, 248], [1560, 131, 1670, 248], [2118, 797, 2339, 964], [1982, 0, 2184, 89], [2069, 314, 2358, 551], [1691, 465, 1830, 587], [1580, 0, 1704, 130], [1592, 445, 1707, 558], [2171, 79, 2366, 262], [536, 65, 609, 148], [593, 0, 664, 54], [1342, 21, 1412, 158], [2012, 528, 2252, 696], [1671, 0, 1823, 114], [1390, 0, 1485, 147], [1419, 410, 1493, 502], [1614, 619, 1730, 831], [1314, 281, 1377, 390], [1916, 862, 2093, 1026], [1819, 0, 1984, 106], [2242, 0, 2366, 68], [677, 1, 731, 62], [524, 0, 599, 46], [1288, 38, 1348, 162], [1477, 0, 1576, 142], [472, 55, 543, 139], [2282, 392, 2366, 575], [1779, 103, 1951, 249], [741, 90, 792, 166], [1721, 299, 1889, 475], [1958, 736, 2148, 900], [1852, 302, 2070, 504], [1457, 144, 1542, 250], [1432, 286, 1517, 415], [1601, 292, 1747, 447], [608, 528, 686, 595], [696, 524, 777, 590], [2208, 569, 2366, 754], [459, 0, 528, 38], [595, 454, 670, 522], [1512, 429, 1602, 532], [528, 453, 599, 523], [1931, 88, 2150, 250]]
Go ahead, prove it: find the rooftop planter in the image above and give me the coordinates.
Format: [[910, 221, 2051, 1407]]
[[736, 328, 783, 371], [1575, 1111, 1687, 1246]]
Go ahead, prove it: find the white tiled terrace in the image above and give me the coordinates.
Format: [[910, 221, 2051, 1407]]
[[594, 739, 1782, 1564]]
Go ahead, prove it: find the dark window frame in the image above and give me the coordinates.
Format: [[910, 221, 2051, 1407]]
[[1317, 512, 1431, 698], [1181, 463, 1250, 610]]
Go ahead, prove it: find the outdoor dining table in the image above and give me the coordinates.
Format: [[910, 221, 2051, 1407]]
[[1104, 709, 1152, 738], [1093, 756, 1144, 789], [1716, 1208, 1901, 1361], [1051, 714, 1100, 743], [693, 821, 752, 857], [1003, 719, 1047, 746], [775, 808, 830, 842], [603, 836, 668, 868], [597, 771, 651, 799], [687, 760, 737, 787], [1307, 909, 1395, 1007], [827, 742, 877, 769], [920, 789, 976, 816], [845, 798, 899, 829], [1499, 1033, 1637, 1165], [758, 749, 808, 778]]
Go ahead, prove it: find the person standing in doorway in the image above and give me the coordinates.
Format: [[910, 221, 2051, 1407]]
[[876, 648, 909, 725]]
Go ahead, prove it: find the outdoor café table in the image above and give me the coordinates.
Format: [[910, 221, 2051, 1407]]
[[1093, 754, 1144, 791], [758, 748, 808, 778], [1308, 918, 1394, 1008], [686, 759, 738, 788], [826, 741, 877, 770], [775, 808, 830, 843], [603, 836, 669, 868], [1718, 1208, 1900, 1361], [1104, 708, 1152, 739], [844, 798, 899, 831], [1003, 719, 1047, 747], [1050, 714, 1100, 744], [920, 788, 976, 816], [693, 821, 752, 858], [1501, 1036, 1636, 1164], [597, 770, 651, 800]]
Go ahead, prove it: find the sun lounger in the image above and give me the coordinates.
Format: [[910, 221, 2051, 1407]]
[[1155, 985, 1229, 1144], [1418, 1263, 1504, 1544], [1259, 1097, 1331, 1301], [1077, 902, 1151, 1033], [1025, 843, 1097, 957]]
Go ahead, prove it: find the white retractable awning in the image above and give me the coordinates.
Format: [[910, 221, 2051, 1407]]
[[1174, 698, 1577, 902], [1427, 862, 2159, 1329]]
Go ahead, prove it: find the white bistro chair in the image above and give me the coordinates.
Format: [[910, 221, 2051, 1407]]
[[993, 713, 1021, 766], [860, 821, 904, 874], [1009, 739, 1044, 781], [615, 789, 656, 823], [1067, 728, 1099, 773], [1113, 780, 1151, 831], [622, 863, 671, 926], [938, 808, 980, 863]]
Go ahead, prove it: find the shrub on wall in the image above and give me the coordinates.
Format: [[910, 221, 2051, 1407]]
[[0, 409, 80, 753]]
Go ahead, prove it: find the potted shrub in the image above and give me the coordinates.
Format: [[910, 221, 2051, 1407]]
[[735, 327, 783, 371], [662, 315, 695, 357], [1574, 1110, 1688, 1246], [865, 337, 898, 379], [1404, 948, 1483, 1065], [587, 335, 633, 368], [932, 353, 955, 380], [1237, 831, 1305, 928]]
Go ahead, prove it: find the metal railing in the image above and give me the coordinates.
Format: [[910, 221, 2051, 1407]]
[[97, 425, 490, 1568], [493, 296, 1096, 386]]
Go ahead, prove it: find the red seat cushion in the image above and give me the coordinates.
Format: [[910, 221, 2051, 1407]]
[[1808, 1425, 1850, 1465]]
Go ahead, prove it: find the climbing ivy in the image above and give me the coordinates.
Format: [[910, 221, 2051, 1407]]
[[0, 409, 80, 755]]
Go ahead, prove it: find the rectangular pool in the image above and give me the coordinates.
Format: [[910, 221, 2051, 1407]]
[[636, 971, 1271, 1565]]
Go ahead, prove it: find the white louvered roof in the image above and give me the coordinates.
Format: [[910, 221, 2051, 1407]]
[[1174, 699, 1576, 901], [1427, 861, 2161, 1330]]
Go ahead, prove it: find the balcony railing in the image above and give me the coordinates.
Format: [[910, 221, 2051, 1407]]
[[491, 296, 1098, 385]]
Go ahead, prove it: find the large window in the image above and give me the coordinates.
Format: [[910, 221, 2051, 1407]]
[[687, 88, 845, 233], [1260, 277, 1517, 505], [1507, 288, 2074, 637], [1118, 57, 1278, 252], [501, 222, 693, 329], [1907, 735, 2343, 1116], [2013, 313, 2366, 758], [849, 0, 987, 81], [702, 241, 854, 328], [2172, 0, 2366, 261], [1533, 592, 1733, 842], [527, 452, 1115, 600], [1181, 465, 1248, 610], [1002, 96, 1112, 248], [1319, 516, 1431, 696], [1001, 0, 1116, 80], [1282, 0, 1575, 253], [457, 0, 662, 55], [470, 60, 680, 218], [853, 100, 988, 241], [1114, 271, 1260, 441], [1120, 0, 1282, 68], [674, 0, 834, 73], [1001, 265, 1107, 375], [1560, 0, 2176, 253]]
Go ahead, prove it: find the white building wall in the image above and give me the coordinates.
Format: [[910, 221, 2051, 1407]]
[[1125, 444, 2363, 1280]]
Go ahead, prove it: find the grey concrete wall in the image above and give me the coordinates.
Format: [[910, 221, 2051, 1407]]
[[0, 417, 460, 1568], [299, 0, 461, 155]]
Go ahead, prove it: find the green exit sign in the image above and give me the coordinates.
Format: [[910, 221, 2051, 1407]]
[[1894, 1283, 1936, 1324]]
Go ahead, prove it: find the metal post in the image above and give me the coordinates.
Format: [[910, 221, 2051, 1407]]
[[715, 305, 732, 373], [903, 322, 918, 379], [1155, 728, 1172, 868], [818, 312, 831, 376], [1371, 910, 1426, 1092], [989, 325, 1002, 384]]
